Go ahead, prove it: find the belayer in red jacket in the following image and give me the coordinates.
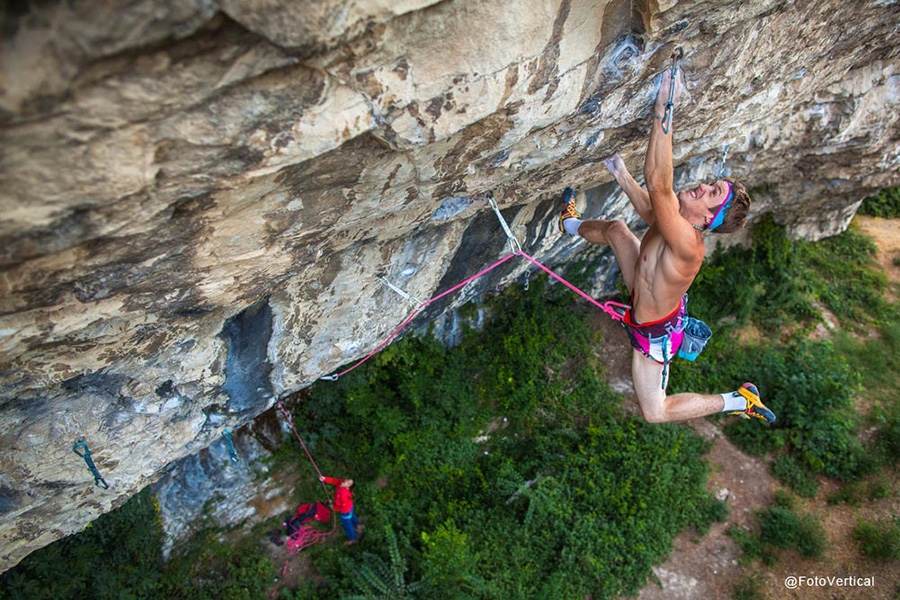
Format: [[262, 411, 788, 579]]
[[320, 476, 360, 544]]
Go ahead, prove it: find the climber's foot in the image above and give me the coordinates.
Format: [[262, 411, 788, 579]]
[[558, 187, 581, 234], [728, 382, 776, 424]]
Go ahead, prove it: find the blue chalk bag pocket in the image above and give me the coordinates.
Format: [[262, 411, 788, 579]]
[[677, 317, 712, 361]]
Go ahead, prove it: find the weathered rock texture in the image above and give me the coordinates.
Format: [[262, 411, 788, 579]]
[[1, 0, 899, 569]]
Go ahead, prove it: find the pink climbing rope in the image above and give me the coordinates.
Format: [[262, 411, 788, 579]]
[[275, 397, 331, 500], [327, 252, 519, 379], [286, 521, 334, 555], [514, 250, 629, 322], [270, 515, 336, 598], [322, 248, 628, 382]]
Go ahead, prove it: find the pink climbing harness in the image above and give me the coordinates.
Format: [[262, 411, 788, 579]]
[[620, 296, 688, 364]]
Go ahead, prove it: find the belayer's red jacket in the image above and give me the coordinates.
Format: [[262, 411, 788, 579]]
[[322, 477, 354, 513]]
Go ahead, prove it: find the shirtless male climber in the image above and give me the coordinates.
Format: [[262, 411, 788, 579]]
[[558, 67, 775, 425]]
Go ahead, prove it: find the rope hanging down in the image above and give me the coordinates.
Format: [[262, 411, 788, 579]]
[[269, 398, 337, 598], [274, 397, 331, 501], [319, 192, 629, 382]]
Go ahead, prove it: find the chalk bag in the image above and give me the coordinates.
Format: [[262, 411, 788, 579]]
[[677, 317, 712, 361]]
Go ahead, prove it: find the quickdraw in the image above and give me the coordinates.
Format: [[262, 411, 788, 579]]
[[377, 276, 425, 310], [661, 46, 684, 135], [72, 440, 109, 489], [718, 143, 730, 178], [487, 192, 522, 255], [221, 429, 239, 463]]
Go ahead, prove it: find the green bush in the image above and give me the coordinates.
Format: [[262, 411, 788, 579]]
[[835, 320, 900, 470], [858, 187, 900, 218], [159, 528, 274, 600], [801, 223, 888, 328], [827, 482, 866, 507], [867, 479, 893, 501], [853, 518, 900, 560], [728, 525, 775, 566], [770, 454, 818, 498], [758, 505, 826, 558], [733, 493, 827, 563], [733, 572, 766, 600]]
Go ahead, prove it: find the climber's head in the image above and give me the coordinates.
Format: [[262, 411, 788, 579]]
[[678, 179, 751, 233], [708, 178, 751, 233]]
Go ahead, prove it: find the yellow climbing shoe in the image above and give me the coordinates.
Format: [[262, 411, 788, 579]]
[[729, 382, 776, 424], [558, 187, 581, 234]]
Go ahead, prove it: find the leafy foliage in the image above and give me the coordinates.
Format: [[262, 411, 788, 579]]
[[158, 528, 274, 600], [671, 216, 900, 482], [758, 505, 826, 558], [729, 491, 826, 564], [343, 525, 426, 600], [0, 490, 276, 600], [733, 572, 766, 600], [770, 454, 819, 498], [858, 187, 900, 218], [285, 274, 724, 599], [853, 518, 900, 561]]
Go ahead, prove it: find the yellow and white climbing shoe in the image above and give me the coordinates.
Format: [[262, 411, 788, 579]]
[[558, 187, 581, 234], [729, 382, 776, 424]]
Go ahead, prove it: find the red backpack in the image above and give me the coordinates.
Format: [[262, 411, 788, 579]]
[[283, 502, 332, 554]]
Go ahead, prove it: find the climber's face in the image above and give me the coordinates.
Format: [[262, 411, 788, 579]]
[[677, 181, 731, 213]]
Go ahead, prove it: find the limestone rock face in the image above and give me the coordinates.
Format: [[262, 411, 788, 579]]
[[1, 0, 899, 569]]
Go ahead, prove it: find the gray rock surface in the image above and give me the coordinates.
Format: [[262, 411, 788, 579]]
[[1, 0, 899, 569]]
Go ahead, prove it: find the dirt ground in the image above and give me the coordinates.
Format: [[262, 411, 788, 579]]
[[856, 215, 900, 290], [611, 216, 900, 600]]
